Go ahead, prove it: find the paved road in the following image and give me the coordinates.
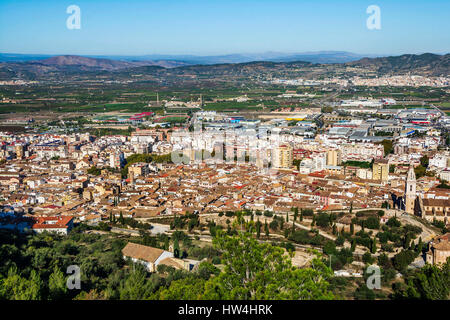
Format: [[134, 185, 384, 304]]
[[396, 212, 439, 242], [292, 220, 336, 241]]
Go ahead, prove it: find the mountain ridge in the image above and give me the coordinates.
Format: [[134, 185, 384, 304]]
[[346, 53, 450, 76], [0, 52, 448, 80]]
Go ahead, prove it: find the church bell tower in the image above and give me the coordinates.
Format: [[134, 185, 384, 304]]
[[405, 165, 417, 214]]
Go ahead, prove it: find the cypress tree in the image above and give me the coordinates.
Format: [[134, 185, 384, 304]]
[[351, 239, 356, 252], [164, 237, 169, 250], [264, 220, 269, 237], [256, 219, 261, 239], [404, 233, 411, 249], [416, 237, 423, 255], [173, 238, 180, 258], [371, 237, 377, 254]]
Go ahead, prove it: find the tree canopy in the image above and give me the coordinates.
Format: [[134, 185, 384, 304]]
[[201, 232, 334, 300]]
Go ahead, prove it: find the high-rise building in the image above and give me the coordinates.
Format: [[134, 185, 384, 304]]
[[326, 149, 342, 166], [405, 165, 417, 214], [372, 159, 389, 181], [110, 151, 125, 169], [272, 144, 293, 169]]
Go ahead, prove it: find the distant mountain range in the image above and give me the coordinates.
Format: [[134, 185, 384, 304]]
[[0, 52, 448, 80], [0, 51, 380, 66], [108, 51, 381, 64], [0, 54, 189, 70]]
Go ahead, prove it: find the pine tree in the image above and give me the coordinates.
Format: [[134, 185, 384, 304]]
[[286, 212, 289, 222], [48, 266, 68, 300], [350, 222, 354, 235], [119, 267, 151, 300], [28, 270, 43, 300]]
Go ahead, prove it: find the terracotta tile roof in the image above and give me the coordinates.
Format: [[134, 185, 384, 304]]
[[158, 257, 185, 270], [433, 241, 450, 251], [32, 216, 73, 229], [122, 242, 164, 263], [423, 198, 450, 207]]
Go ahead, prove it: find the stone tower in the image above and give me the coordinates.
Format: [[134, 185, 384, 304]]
[[405, 165, 417, 214]]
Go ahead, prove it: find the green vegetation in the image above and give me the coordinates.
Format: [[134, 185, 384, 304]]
[[87, 127, 135, 137], [375, 131, 394, 137], [342, 161, 372, 169], [378, 139, 394, 155], [393, 258, 450, 299], [0, 229, 335, 300], [198, 232, 334, 300], [121, 153, 172, 177], [87, 166, 102, 176], [203, 101, 264, 112]]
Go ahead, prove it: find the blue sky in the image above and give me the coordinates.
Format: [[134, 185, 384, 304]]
[[0, 0, 449, 56]]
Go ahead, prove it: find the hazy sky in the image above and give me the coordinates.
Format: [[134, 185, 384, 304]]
[[0, 0, 449, 56]]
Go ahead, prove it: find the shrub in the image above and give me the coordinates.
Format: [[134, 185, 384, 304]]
[[263, 211, 273, 217], [316, 212, 331, 228], [335, 235, 345, 246], [381, 243, 394, 252], [386, 217, 401, 228], [364, 216, 380, 230], [393, 250, 416, 271], [362, 252, 375, 264]]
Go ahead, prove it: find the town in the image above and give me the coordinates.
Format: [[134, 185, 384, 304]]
[[0, 88, 449, 299]]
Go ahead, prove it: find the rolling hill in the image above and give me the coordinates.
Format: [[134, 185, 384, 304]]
[[346, 53, 450, 76]]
